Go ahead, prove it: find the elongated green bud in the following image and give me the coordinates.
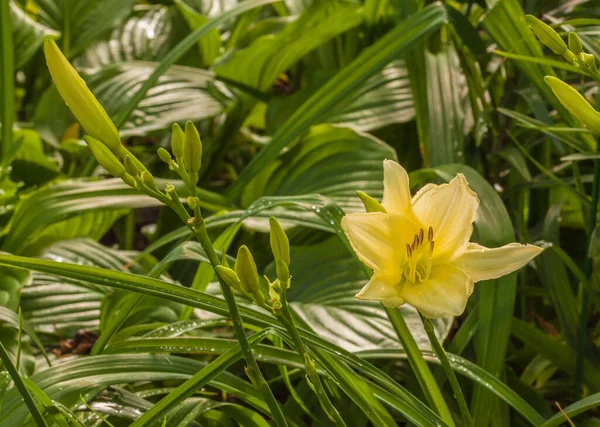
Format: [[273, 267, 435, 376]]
[[583, 53, 598, 73], [184, 121, 202, 178], [172, 123, 185, 159], [84, 136, 124, 177], [545, 76, 600, 134], [44, 38, 122, 151], [124, 155, 139, 178], [568, 32, 583, 55], [526, 15, 567, 56], [141, 171, 158, 191], [357, 190, 386, 213], [269, 217, 290, 265], [215, 265, 242, 292], [235, 246, 260, 294], [157, 147, 172, 164]]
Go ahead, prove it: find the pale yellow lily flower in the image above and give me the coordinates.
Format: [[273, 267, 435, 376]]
[[341, 160, 544, 318]]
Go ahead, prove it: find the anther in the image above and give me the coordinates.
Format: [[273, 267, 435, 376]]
[[406, 243, 412, 258], [430, 241, 435, 254], [428, 226, 433, 242], [419, 228, 424, 244]]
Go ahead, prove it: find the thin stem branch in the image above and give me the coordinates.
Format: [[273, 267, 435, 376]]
[[193, 222, 288, 427], [384, 306, 455, 426], [277, 286, 347, 427], [420, 313, 473, 427]]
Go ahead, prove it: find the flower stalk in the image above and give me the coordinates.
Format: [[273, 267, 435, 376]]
[[420, 313, 473, 427]]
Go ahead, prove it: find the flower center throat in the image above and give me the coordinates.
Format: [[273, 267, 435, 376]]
[[403, 226, 435, 284]]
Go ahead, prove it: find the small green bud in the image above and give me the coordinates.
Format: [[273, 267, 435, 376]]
[[545, 76, 600, 134], [526, 15, 568, 56], [124, 155, 139, 178], [215, 265, 242, 292], [568, 32, 583, 55], [84, 136, 124, 178], [183, 121, 202, 177], [44, 38, 122, 151], [141, 171, 158, 191], [171, 123, 185, 159], [157, 147, 172, 164], [583, 53, 598, 73], [187, 196, 198, 209], [269, 217, 290, 266], [357, 190, 387, 213], [275, 259, 290, 283], [235, 246, 260, 294]]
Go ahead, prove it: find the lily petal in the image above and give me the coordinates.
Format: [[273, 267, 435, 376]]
[[455, 242, 544, 282], [402, 264, 473, 318], [412, 173, 479, 259], [355, 274, 405, 307], [382, 160, 412, 215], [341, 212, 395, 272]]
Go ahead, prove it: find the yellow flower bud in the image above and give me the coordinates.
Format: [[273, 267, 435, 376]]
[[356, 190, 386, 213], [157, 147, 172, 164], [215, 265, 242, 292], [568, 32, 583, 55], [84, 136, 124, 178], [269, 217, 290, 266], [184, 121, 202, 177], [526, 15, 568, 56], [172, 123, 185, 159], [44, 38, 122, 152], [545, 76, 600, 134], [235, 246, 260, 294]]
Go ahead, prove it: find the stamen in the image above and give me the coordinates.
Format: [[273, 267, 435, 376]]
[[428, 226, 433, 242], [406, 244, 412, 258], [419, 228, 424, 244], [430, 241, 435, 254], [411, 234, 418, 251]]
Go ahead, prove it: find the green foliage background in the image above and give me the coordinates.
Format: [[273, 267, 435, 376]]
[[0, 0, 599, 425]]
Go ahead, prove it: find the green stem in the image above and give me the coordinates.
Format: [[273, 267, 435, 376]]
[[420, 314, 473, 427], [384, 306, 455, 426], [194, 222, 288, 427], [0, 341, 48, 427], [575, 134, 600, 399], [0, 0, 14, 160], [278, 287, 347, 427]]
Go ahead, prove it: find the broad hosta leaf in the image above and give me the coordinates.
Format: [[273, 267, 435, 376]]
[[214, 0, 362, 92], [35, 0, 135, 57], [10, 1, 59, 68], [20, 239, 147, 337], [267, 61, 415, 133], [272, 238, 453, 352], [426, 44, 467, 165], [74, 6, 182, 69], [241, 124, 396, 212], [1, 179, 155, 255], [35, 62, 229, 145]]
